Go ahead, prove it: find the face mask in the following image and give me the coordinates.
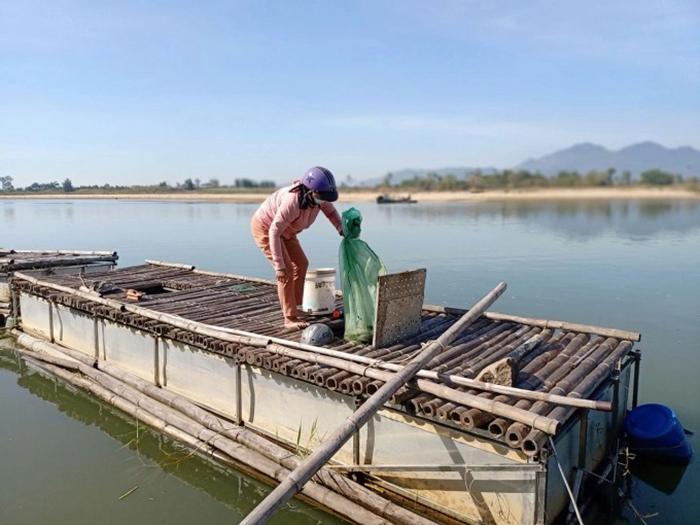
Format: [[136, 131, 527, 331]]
[[313, 197, 325, 205]]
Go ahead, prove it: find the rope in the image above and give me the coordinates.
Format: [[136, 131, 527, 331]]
[[360, 359, 384, 377], [549, 436, 584, 525], [423, 339, 446, 353]]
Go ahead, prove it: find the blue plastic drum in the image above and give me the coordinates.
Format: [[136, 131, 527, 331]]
[[625, 404, 693, 464]]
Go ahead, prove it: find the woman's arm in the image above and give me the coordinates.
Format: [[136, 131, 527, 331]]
[[321, 202, 343, 236]]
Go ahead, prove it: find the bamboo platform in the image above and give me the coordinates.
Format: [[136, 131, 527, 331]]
[[0, 248, 118, 325], [0, 248, 118, 273], [10, 260, 638, 457]]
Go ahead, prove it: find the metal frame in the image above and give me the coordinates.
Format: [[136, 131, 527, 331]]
[[631, 349, 641, 409], [373, 268, 426, 347], [366, 477, 491, 525], [534, 464, 548, 525], [327, 463, 545, 473], [543, 354, 635, 523], [48, 302, 55, 343], [352, 396, 362, 464], [577, 409, 589, 468], [235, 362, 243, 425]]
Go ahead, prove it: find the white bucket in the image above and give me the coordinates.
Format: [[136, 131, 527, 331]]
[[302, 268, 337, 315]]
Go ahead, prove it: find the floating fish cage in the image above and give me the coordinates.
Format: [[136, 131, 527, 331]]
[[7, 258, 642, 525]]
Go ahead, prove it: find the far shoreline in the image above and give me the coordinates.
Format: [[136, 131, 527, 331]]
[[0, 186, 698, 203]]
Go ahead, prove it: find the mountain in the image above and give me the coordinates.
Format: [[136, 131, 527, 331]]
[[515, 142, 700, 177], [368, 142, 699, 185]]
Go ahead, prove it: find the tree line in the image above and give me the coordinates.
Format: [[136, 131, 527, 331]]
[[0, 176, 276, 193], [0, 168, 695, 195], [380, 168, 694, 191]]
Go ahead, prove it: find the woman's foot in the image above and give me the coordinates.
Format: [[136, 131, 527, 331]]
[[284, 318, 309, 330]]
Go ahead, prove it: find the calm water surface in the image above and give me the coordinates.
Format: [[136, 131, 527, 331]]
[[1, 198, 698, 524]]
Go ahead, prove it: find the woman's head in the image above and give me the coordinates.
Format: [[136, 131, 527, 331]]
[[301, 167, 338, 203]]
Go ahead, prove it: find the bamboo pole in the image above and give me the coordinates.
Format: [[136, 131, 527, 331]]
[[144, 260, 196, 270], [474, 330, 550, 385], [421, 304, 641, 342], [193, 268, 277, 286], [240, 282, 508, 525], [429, 323, 516, 374]]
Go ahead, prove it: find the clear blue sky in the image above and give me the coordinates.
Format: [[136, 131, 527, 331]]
[[2, 0, 698, 187]]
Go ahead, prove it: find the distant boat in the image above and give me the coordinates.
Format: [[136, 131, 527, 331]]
[[376, 193, 418, 204]]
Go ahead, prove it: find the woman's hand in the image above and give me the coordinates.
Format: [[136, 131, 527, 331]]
[[276, 269, 288, 284]]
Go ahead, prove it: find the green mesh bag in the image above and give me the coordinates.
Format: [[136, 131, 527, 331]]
[[339, 207, 386, 343]]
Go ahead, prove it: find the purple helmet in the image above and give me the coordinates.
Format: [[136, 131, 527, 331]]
[[301, 166, 338, 202]]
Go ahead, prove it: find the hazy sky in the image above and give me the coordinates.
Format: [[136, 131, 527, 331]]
[[2, 0, 698, 187]]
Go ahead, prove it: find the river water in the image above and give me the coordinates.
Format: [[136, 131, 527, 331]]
[[1, 198, 698, 524]]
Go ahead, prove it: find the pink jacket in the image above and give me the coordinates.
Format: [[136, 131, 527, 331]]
[[253, 184, 343, 270]]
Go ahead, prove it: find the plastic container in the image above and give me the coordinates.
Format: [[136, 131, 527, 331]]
[[302, 268, 337, 315], [625, 403, 693, 464]]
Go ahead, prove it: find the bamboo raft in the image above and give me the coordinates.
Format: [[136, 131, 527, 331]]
[[10, 260, 639, 458]]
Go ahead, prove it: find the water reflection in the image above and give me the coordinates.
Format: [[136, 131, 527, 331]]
[[0, 346, 340, 525], [2, 203, 15, 225], [371, 200, 700, 241], [629, 459, 690, 496]]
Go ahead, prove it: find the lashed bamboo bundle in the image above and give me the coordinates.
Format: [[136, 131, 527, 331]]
[[501, 337, 619, 444], [487, 334, 597, 440], [317, 313, 456, 392], [499, 335, 609, 446], [432, 330, 561, 422], [433, 331, 572, 426], [521, 340, 633, 457], [452, 332, 579, 430], [405, 327, 546, 417]]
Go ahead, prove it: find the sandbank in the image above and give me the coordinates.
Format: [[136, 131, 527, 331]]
[[1, 187, 697, 203]]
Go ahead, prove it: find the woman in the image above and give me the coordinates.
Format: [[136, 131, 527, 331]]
[[251, 166, 343, 329]]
